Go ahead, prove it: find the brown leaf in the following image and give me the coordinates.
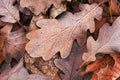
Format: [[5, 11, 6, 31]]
[[0, 36, 4, 50], [0, 24, 26, 62], [20, 0, 62, 15], [0, 20, 6, 27], [82, 16, 120, 62], [26, 3, 102, 60], [0, 52, 5, 64], [110, 0, 120, 15], [0, 0, 20, 23], [54, 42, 88, 80], [82, 54, 114, 75], [95, 53, 120, 80], [88, 0, 120, 16]]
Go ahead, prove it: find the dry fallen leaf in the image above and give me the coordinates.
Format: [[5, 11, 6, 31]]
[[50, 3, 67, 18], [0, 20, 6, 27], [88, 0, 120, 16], [1, 0, 120, 80], [0, 59, 29, 80], [81, 54, 114, 77], [54, 42, 88, 80], [0, 58, 51, 80], [95, 53, 120, 80], [0, 24, 26, 62], [82, 16, 120, 62], [0, 52, 5, 64], [26, 3, 102, 60], [0, 0, 20, 23], [20, 0, 62, 15], [109, 0, 120, 15], [79, 52, 120, 80], [28, 14, 45, 31]]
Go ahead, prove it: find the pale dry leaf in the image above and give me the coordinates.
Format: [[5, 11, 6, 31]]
[[29, 14, 45, 31], [0, 58, 51, 80], [83, 16, 120, 61], [64, 0, 72, 2], [0, 0, 20, 23], [50, 3, 66, 18], [20, 0, 62, 15], [26, 3, 102, 60], [8, 66, 29, 80], [0, 59, 29, 80]]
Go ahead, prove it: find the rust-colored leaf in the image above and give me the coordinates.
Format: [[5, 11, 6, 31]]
[[0, 24, 26, 62], [82, 54, 114, 75], [0, 52, 5, 64], [109, 0, 120, 15], [95, 53, 120, 80]]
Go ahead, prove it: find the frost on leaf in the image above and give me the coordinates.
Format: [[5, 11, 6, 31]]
[[0, 0, 20, 23], [83, 16, 120, 61], [26, 3, 102, 60], [20, 0, 62, 15], [0, 24, 26, 62]]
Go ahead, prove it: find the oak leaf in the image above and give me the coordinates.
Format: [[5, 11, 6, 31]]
[[82, 16, 120, 62], [0, 0, 20, 23], [26, 3, 102, 60], [82, 54, 114, 75], [95, 53, 120, 80], [54, 42, 88, 80], [0, 24, 26, 62], [20, 0, 62, 15]]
